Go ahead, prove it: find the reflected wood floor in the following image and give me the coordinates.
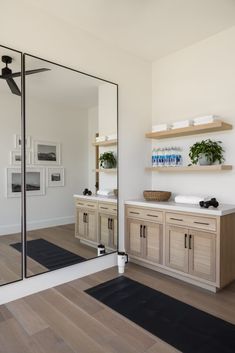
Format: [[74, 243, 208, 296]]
[[26, 224, 97, 276], [0, 233, 22, 285], [1, 263, 235, 353], [0, 224, 97, 283]]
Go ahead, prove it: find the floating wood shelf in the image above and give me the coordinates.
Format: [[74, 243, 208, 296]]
[[145, 121, 232, 140], [96, 168, 117, 173], [93, 139, 117, 147], [146, 165, 232, 172]]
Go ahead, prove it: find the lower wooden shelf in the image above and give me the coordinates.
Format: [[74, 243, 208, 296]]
[[146, 165, 232, 172], [96, 168, 117, 173]]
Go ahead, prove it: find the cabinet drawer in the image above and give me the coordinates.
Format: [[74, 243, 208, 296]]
[[166, 212, 217, 232], [99, 202, 117, 215], [126, 207, 163, 223], [75, 199, 97, 209]]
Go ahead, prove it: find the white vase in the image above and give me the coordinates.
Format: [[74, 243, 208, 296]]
[[198, 153, 212, 166], [102, 160, 113, 169]]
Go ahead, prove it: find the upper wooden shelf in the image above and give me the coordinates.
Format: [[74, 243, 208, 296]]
[[146, 165, 232, 172], [145, 121, 232, 140], [93, 139, 117, 147]]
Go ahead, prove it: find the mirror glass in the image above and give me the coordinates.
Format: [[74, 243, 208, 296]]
[[0, 45, 23, 285], [25, 54, 118, 277]]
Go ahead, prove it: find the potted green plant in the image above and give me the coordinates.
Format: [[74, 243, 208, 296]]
[[99, 151, 116, 169], [189, 139, 225, 165]]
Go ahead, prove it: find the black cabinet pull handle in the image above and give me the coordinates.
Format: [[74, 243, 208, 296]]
[[100, 206, 108, 210], [140, 225, 143, 237], [184, 234, 187, 248], [143, 225, 146, 238], [194, 221, 210, 226], [170, 217, 183, 222], [147, 214, 158, 218], [130, 211, 140, 215], [189, 234, 192, 249], [108, 218, 112, 230], [110, 219, 113, 230]]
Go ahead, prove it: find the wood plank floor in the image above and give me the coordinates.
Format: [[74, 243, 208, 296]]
[[1, 263, 235, 353], [0, 224, 99, 283], [26, 224, 97, 276]]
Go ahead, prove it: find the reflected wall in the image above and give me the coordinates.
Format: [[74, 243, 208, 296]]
[[24, 54, 118, 277], [0, 45, 22, 286]]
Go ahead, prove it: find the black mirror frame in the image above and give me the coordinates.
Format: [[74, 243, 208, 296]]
[[0, 44, 23, 287], [22, 53, 119, 279]]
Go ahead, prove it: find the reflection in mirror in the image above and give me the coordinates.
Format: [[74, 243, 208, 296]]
[[25, 54, 118, 277], [0, 45, 22, 285]]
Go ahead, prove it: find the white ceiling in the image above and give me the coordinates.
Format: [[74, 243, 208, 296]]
[[25, 56, 102, 109], [26, 0, 235, 61], [0, 47, 115, 109]]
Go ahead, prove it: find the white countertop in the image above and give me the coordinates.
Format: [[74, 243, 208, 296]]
[[125, 199, 235, 216], [74, 194, 117, 204]]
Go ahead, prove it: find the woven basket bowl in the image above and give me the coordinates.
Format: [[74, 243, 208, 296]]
[[143, 190, 171, 202]]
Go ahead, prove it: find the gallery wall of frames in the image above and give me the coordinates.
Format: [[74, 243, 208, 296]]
[[0, 44, 118, 287], [7, 136, 64, 198]]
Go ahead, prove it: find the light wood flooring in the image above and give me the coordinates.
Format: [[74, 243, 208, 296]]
[[26, 224, 97, 276], [0, 224, 98, 284], [1, 263, 235, 353], [0, 233, 22, 285]]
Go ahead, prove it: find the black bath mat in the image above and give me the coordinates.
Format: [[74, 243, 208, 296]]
[[11, 238, 85, 270], [86, 276, 235, 353]]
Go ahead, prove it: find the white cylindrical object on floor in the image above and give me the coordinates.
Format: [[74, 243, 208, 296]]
[[117, 252, 128, 274], [97, 244, 105, 256]]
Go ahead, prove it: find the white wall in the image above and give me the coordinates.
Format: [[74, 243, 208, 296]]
[[0, 0, 151, 301], [88, 106, 98, 193], [152, 26, 235, 203], [0, 93, 88, 235], [26, 98, 89, 229], [0, 92, 21, 235], [98, 84, 118, 191]]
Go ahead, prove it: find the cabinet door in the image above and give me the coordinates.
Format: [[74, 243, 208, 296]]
[[86, 211, 97, 242], [76, 209, 86, 238], [189, 230, 216, 282], [99, 213, 110, 246], [143, 222, 162, 264], [126, 219, 143, 258], [165, 225, 189, 273]]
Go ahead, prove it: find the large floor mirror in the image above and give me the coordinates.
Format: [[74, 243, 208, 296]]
[[0, 45, 23, 286], [24, 54, 118, 277]]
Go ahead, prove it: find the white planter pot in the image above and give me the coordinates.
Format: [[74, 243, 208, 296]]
[[198, 153, 212, 166]]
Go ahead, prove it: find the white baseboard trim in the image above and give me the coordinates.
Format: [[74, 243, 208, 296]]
[[0, 253, 118, 305], [0, 216, 75, 236]]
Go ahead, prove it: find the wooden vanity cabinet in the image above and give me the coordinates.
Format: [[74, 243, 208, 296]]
[[127, 219, 143, 258], [165, 225, 216, 282], [75, 197, 117, 249], [98, 202, 117, 250], [126, 211, 163, 264], [165, 225, 189, 273], [75, 202, 97, 243], [188, 229, 216, 282], [125, 204, 235, 291]]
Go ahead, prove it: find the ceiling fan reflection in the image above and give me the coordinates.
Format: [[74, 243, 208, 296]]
[[0, 55, 51, 96]]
